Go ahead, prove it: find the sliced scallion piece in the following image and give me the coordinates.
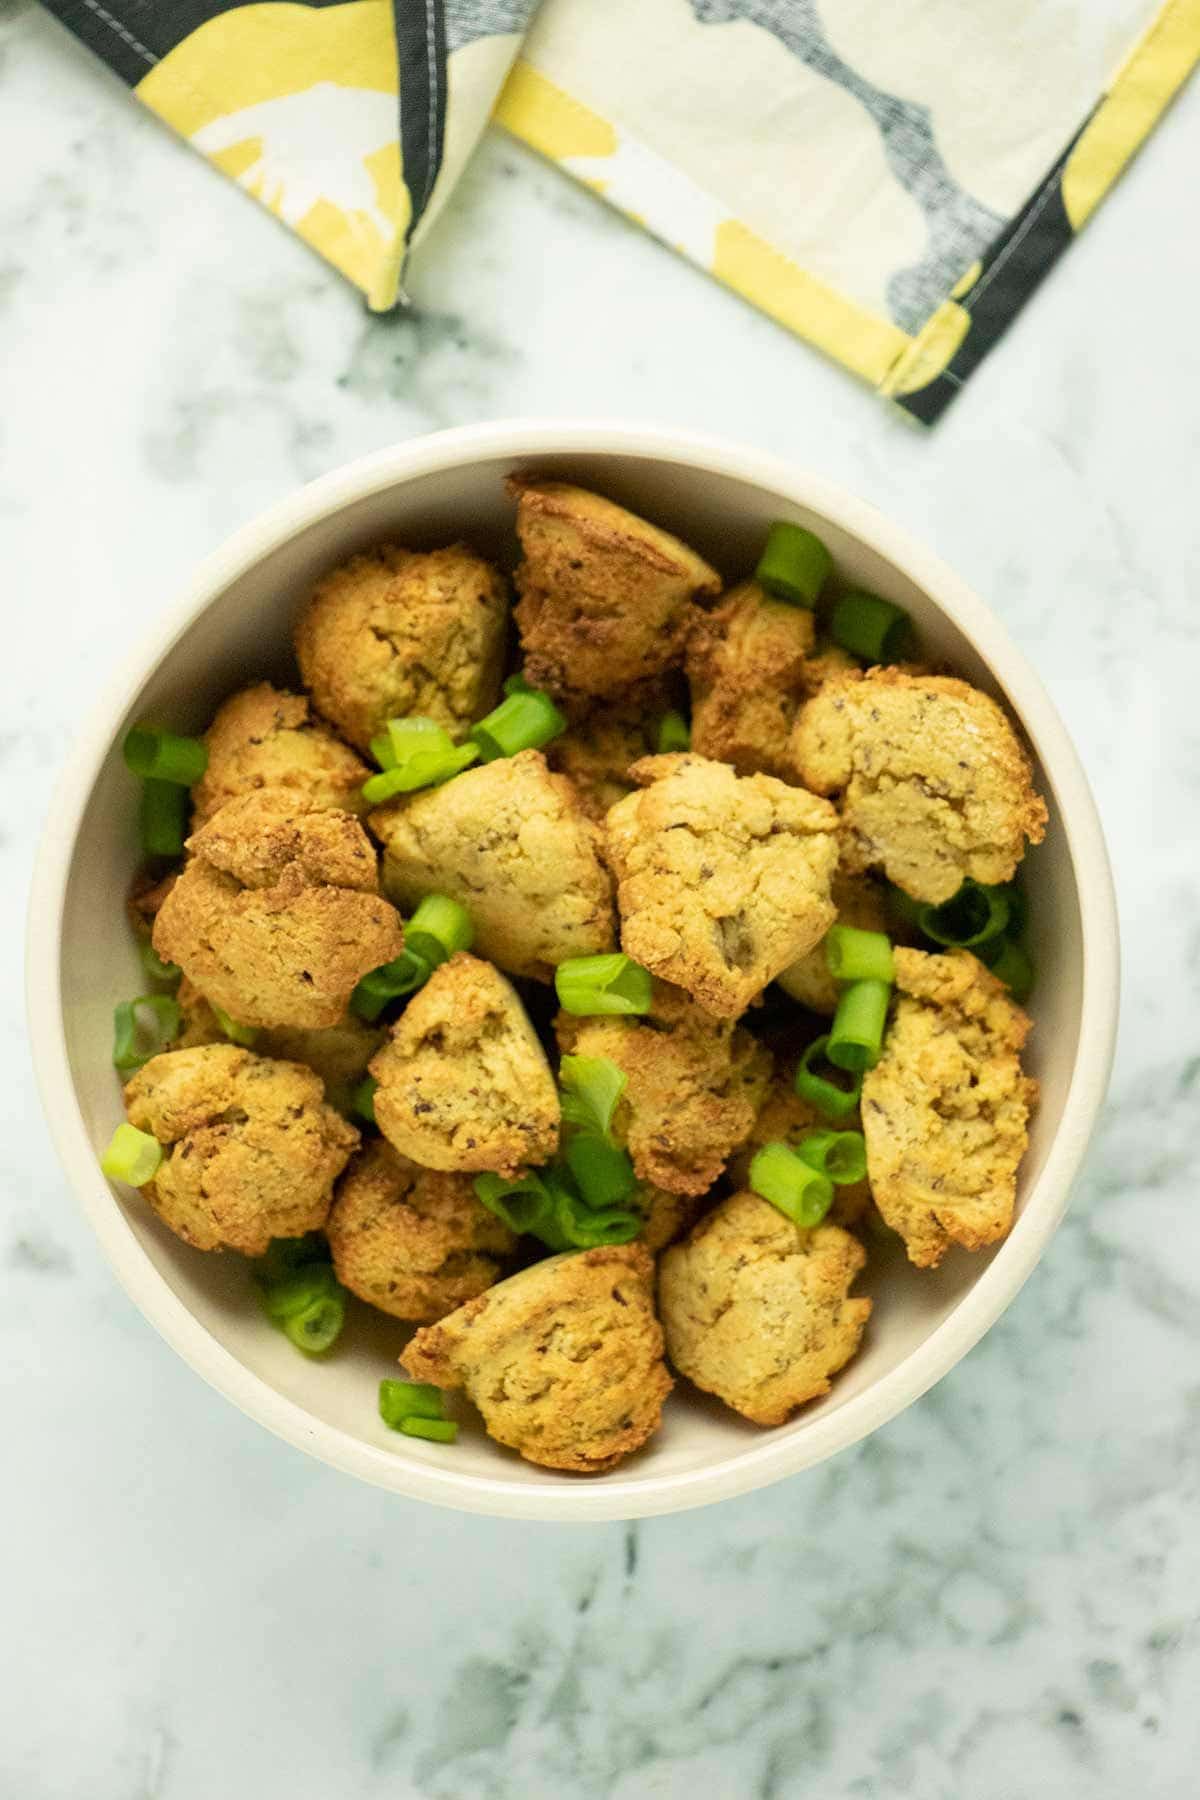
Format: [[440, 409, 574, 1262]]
[[362, 741, 478, 805], [350, 949, 431, 1022], [212, 1003, 258, 1047], [123, 726, 208, 785], [555, 953, 653, 1017], [796, 1129, 867, 1186], [565, 1133, 637, 1210], [755, 521, 831, 607], [138, 940, 181, 988], [398, 1416, 458, 1444], [982, 937, 1034, 1003], [469, 688, 566, 762], [654, 710, 690, 754], [379, 1379, 446, 1428], [749, 1142, 834, 1228], [100, 1123, 163, 1187], [558, 1055, 627, 1142], [139, 779, 188, 858], [828, 592, 914, 664], [794, 1036, 862, 1120], [404, 894, 473, 972], [827, 979, 892, 1073], [918, 879, 1010, 950], [282, 1290, 346, 1354], [112, 994, 181, 1073], [352, 1076, 378, 1126], [824, 924, 895, 985]]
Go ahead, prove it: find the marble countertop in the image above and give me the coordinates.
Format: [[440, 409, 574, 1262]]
[[4, 5, 1199, 1795]]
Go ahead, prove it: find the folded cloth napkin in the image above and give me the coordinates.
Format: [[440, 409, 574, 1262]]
[[42, 0, 1199, 420]]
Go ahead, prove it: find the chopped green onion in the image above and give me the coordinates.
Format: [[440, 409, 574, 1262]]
[[211, 1003, 259, 1048], [350, 949, 431, 1021], [469, 688, 566, 762], [139, 779, 188, 858], [282, 1290, 346, 1354], [885, 885, 926, 930], [982, 937, 1034, 1003], [796, 1129, 867, 1186], [404, 894, 473, 971], [553, 1193, 642, 1248], [749, 1142, 834, 1228], [123, 726, 208, 785], [555, 953, 652, 1017], [260, 1263, 339, 1323], [565, 1134, 637, 1209], [352, 1076, 378, 1126], [503, 671, 534, 697], [362, 742, 478, 805], [369, 731, 397, 770], [918, 879, 1011, 950], [255, 1233, 331, 1286], [794, 1036, 863, 1120], [828, 979, 892, 1072], [138, 940, 181, 988], [112, 994, 182, 1073], [825, 924, 895, 984], [654, 710, 691, 754], [755, 521, 832, 608], [558, 1055, 628, 1142], [100, 1122, 163, 1186], [379, 1379, 445, 1428], [474, 1170, 558, 1238], [386, 716, 449, 763], [398, 1416, 458, 1444], [828, 592, 914, 664]]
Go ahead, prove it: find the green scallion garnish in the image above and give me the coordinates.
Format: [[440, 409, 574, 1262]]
[[260, 1263, 340, 1324], [794, 1036, 863, 1121], [749, 1142, 834, 1228], [112, 994, 182, 1073], [139, 779, 188, 858], [352, 1076, 378, 1125], [100, 1122, 163, 1186], [469, 687, 566, 762], [827, 978, 892, 1073], [828, 592, 914, 664], [918, 879, 1011, 950], [796, 1129, 868, 1187], [282, 1290, 346, 1354], [555, 953, 653, 1017], [983, 937, 1034, 1003], [362, 742, 479, 805], [138, 940, 181, 987], [824, 924, 895, 985], [564, 1133, 638, 1210], [254, 1233, 330, 1286], [755, 521, 831, 608], [212, 1003, 259, 1047], [350, 949, 432, 1022], [654, 710, 691, 754], [379, 1379, 447, 1428], [123, 726, 208, 786], [404, 893, 473, 972], [557, 1055, 627, 1141], [398, 1416, 458, 1444]]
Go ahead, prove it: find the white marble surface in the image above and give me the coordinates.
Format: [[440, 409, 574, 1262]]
[[4, 5, 1200, 1794]]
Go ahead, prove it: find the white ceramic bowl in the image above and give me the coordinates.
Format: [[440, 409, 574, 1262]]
[[27, 421, 1119, 1520]]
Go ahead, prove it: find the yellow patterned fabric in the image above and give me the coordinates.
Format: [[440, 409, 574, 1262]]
[[40, 0, 1200, 420]]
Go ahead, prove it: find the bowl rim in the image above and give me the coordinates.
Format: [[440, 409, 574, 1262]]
[[26, 419, 1119, 1521]]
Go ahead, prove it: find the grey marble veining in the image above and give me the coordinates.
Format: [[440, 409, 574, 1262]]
[[3, 5, 1199, 1794]]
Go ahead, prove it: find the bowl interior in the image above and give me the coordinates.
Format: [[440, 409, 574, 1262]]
[[50, 443, 1085, 1511]]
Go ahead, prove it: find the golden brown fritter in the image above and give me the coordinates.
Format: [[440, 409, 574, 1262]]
[[658, 1192, 871, 1425], [556, 981, 772, 1197], [862, 947, 1036, 1268], [123, 1043, 358, 1254], [258, 1013, 385, 1097], [370, 953, 559, 1176], [776, 870, 889, 1016], [640, 1187, 710, 1254], [152, 793, 404, 1031], [510, 479, 721, 700], [605, 753, 839, 1018], [404, 1243, 672, 1473], [686, 580, 815, 778], [294, 543, 507, 752], [727, 1079, 872, 1228], [546, 684, 669, 822], [792, 670, 1047, 904], [190, 682, 369, 826], [326, 1138, 515, 1323], [172, 977, 225, 1049], [370, 751, 615, 981]]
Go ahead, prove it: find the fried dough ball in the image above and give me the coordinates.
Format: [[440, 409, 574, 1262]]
[[776, 870, 889, 1016], [326, 1139, 515, 1323], [546, 683, 669, 822], [685, 580, 815, 778], [861, 947, 1037, 1268], [258, 1014, 385, 1096], [658, 1192, 871, 1425], [556, 981, 772, 1196], [294, 543, 507, 752], [153, 793, 404, 1031], [640, 1188, 710, 1254], [369, 954, 559, 1176], [727, 1079, 872, 1228], [172, 977, 225, 1049], [792, 670, 1047, 904], [605, 753, 839, 1017], [370, 751, 615, 981], [404, 1243, 672, 1473], [190, 682, 369, 826], [122, 1043, 358, 1254], [510, 479, 720, 700]]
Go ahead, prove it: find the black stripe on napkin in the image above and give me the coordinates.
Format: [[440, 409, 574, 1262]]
[[393, 0, 449, 247]]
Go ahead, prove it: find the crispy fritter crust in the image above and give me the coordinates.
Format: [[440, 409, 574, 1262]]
[[658, 1192, 871, 1425], [370, 751, 615, 981], [153, 793, 404, 1031], [605, 753, 839, 1017], [686, 580, 815, 778], [326, 1138, 515, 1323], [294, 543, 507, 751], [640, 1187, 710, 1254], [556, 981, 772, 1196], [510, 479, 720, 700], [861, 947, 1037, 1267], [370, 953, 559, 1176], [727, 1079, 872, 1228], [776, 870, 889, 1016], [404, 1243, 672, 1472], [190, 682, 369, 826], [792, 670, 1047, 904], [123, 1043, 358, 1254]]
